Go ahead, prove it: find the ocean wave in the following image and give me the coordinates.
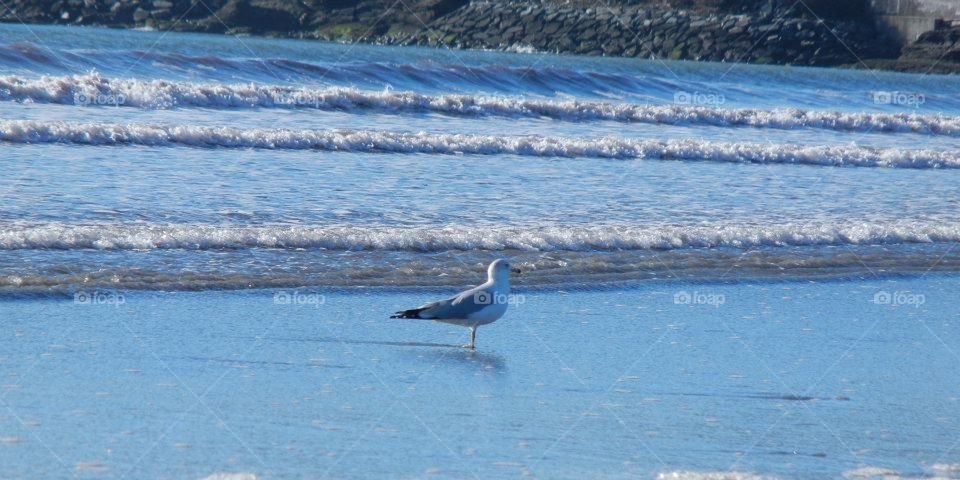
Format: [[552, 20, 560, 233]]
[[4, 73, 960, 136], [1, 119, 957, 168], [3, 221, 959, 251], [0, 42, 660, 96]]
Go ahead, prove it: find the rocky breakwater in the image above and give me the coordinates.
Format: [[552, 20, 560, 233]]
[[0, 0, 904, 69], [853, 19, 960, 74], [395, 1, 896, 66], [894, 22, 960, 72], [0, 0, 469, 39]]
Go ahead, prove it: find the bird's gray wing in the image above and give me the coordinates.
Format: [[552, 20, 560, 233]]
[[417, 284, 490, 320]]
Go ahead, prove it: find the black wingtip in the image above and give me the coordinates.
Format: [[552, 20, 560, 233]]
[[391, 308, 424, 319]]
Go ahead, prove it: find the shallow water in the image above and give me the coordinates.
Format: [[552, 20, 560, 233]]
[[1, 277, 958, 479]]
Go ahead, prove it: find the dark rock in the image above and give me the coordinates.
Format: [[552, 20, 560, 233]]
[[151, 8, 171, 19], [132, 7, 149, 21], [209, 0, 307, 33]]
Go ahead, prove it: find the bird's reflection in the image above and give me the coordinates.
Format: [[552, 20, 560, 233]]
[[411, 348, 507, 373], [249, 335, 507, 372], [259, 336, 461, 348]]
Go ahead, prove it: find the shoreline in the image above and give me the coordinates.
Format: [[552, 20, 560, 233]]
[[3, 269, 960, 299]]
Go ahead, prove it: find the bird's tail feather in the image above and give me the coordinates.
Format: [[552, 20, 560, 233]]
[[390, 307, 427, 319]]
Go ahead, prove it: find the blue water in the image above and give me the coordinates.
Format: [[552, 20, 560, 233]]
[[1, 22, 959, 479], [2, 279, 959, 479], [1, 23, 960, 289]]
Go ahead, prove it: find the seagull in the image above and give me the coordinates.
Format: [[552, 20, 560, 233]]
[[391, 259, 520, 349]]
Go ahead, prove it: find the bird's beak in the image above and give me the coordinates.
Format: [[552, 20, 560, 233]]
[[511, 267, 522, 274]]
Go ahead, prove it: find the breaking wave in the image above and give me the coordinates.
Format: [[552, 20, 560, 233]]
[[3, 221, 959, 251], [0, 42, 668, 96], [1, 119, 958, 168], [4, 73, 960, 136]]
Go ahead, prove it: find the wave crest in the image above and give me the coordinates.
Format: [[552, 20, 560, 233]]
[[1, 119, 957, 168], [3, 221, 959, 251], [3, 73, 960, 136]]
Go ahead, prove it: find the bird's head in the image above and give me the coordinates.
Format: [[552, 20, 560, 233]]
[[488, 259, 520, 282]]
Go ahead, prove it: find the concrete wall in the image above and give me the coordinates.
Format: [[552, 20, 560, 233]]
[[872, 0, 960, 44]]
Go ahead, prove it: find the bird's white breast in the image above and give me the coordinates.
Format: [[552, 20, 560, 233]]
[[466, 281, 509, 325]]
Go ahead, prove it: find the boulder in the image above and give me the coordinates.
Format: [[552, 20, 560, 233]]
[[132, 7, 149, 21], [210, 0, 307, 33]]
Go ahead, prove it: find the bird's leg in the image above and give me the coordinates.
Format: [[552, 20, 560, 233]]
[[464, 327, 476, 349]]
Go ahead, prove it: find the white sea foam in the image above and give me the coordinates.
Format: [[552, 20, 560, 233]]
[[2, 221, 958, 251], [200, 474, 258, 480], [658, 472, 778, 480], [3, 73, 960, 136], [0, 119, 957, 168], [933, 464, 960, 474], [843, 466, 902, 478], [842, 465, 960, 480]]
